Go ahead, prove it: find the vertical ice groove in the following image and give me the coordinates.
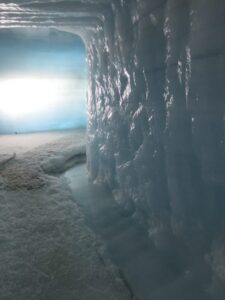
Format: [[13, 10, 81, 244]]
[[86, 1, 225, 296]]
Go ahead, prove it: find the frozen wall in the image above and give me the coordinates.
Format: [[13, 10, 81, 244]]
[[1, 0, 225, 297], [86, 0, 225, 296]]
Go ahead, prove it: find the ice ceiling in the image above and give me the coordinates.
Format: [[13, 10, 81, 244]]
[[0, 1, 110, 30]]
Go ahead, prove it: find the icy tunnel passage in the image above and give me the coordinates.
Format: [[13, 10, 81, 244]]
[[1, 0, 225, 298], [0, 28, 87, 134]]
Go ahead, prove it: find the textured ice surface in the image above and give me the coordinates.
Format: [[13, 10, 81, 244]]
[[0, 0, 225, 298], [0, 130, 131, 300], [85, 2, 225, 298]]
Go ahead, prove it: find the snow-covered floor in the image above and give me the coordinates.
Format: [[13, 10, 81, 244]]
[[0, 129, 81, 156], [0, 129, 131, 300]]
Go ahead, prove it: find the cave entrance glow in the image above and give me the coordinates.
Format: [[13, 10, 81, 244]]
[[0, 78, 64, 117], [0, 28, 87, 134]]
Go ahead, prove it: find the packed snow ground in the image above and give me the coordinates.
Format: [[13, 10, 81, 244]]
[[0, 130, 79, 156], [0, 129, 131, 300]]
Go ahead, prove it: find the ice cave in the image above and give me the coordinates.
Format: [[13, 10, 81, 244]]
[[0, 1, 225, 300]]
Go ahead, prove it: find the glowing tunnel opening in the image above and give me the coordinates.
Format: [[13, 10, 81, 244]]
[[0, 78, 63, 117], [0, 28, 87, 134]]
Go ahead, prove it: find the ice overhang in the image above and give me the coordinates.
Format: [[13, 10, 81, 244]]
[[0, 1, 114, 40]]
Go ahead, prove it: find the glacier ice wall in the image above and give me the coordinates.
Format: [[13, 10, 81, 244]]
[[86, 0, 225, 294], [1, 0, 225, 297]]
